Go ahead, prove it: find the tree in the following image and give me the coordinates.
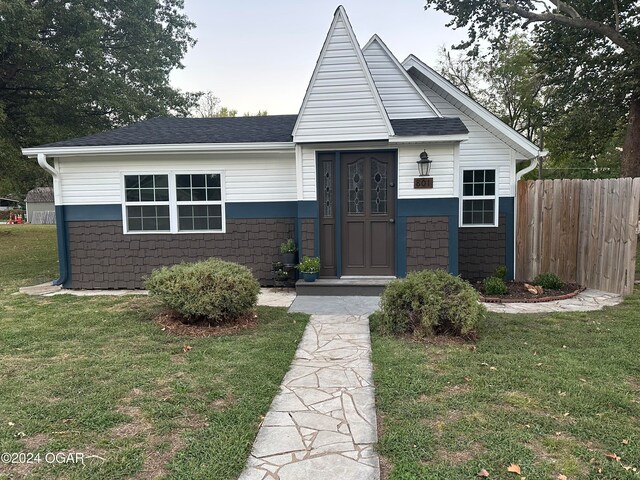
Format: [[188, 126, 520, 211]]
[[244, 110, 268, 117], [215, 107, 238, 118], [0, 0, 198, 197], [423, 0, 640, 177], [193, 91, 221, 118]]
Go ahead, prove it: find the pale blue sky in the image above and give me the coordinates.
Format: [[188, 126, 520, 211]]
[[169, 1, 467, 114]]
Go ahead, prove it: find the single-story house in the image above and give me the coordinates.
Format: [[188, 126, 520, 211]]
[[25, 187, 56, 224], [0, 197, 21, 211], [22, 6, 544, 290]]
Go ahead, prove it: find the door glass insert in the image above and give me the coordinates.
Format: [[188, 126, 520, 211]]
[[323, 161, 332, 217], [371, 159, 388, 214], [348, 159, 364, 214]]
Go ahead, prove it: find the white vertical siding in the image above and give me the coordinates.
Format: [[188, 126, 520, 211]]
[[56, 152, 297, 205], [409, 74, 517, 197], [293, 11, 391, 143], [363, 39, 438, 120]]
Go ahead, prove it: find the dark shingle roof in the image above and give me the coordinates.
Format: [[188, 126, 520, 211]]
[[390, 117, 468, 136], [34, 115, 468, 149], [25, 187, 54, 203], [39, 115, 299, 147]]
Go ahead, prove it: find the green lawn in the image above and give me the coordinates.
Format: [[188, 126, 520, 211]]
[[0, 225, 307, 479], [372, 289, 640, 479]]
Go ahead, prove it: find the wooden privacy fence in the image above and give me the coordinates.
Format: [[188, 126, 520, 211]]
[[516, 178, 640, 295]]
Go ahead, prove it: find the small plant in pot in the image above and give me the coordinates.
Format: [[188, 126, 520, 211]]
[[280, 239, 297, 265], [298, 256, 321, 282]]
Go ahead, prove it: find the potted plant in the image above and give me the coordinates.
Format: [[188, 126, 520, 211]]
[[298, 256, 321, 282], [280, 239, 297, 265]]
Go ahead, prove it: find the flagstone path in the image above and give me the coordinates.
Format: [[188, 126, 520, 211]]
[[238, 314, 379, 480]]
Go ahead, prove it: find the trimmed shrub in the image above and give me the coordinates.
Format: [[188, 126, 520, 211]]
[[533, 272, 564, 290], [377, 270, 485, 338], [494, 265, 508, 280], [483, 276, 508, 295], [145, 258, 260, 324]]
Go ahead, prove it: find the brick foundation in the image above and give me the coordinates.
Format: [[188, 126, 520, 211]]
[[406, 217, 449, 272], [458, 215, 506, 280], [67, 219, 295, 289]]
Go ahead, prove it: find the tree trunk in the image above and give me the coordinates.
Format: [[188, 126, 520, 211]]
[[621, 95, 640, 178]]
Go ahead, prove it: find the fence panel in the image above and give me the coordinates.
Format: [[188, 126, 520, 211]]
[[516, 177, 640, 295]]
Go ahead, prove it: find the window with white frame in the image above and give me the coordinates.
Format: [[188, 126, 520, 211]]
[[461, 169, 497, 226], [176, 174, 223, 231], [123, 173, 224, 233], [124, 174, 171, 232]]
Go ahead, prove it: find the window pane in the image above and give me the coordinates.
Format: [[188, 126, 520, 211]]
[[473, 183, 484, 196], [157, 206, 169, 217], [485, 183, 495, 196], [178, 205, 192, 217], [472, 211, 483, 224], [177, 188, 191, 201], [484, 211, 494, 224], [127, 206, 142, 218], [176, 175, 191, 188], [154, 175, 168, 188], [142, 217, 156, 230], [155, 189, 169, 201], [473, 170, 484, 182], [194, 217, 208, 230], [125, 176, 139, 188], [207, 174, 221, 188], [463, 171, 473, 183], [191, 188, 205, 201], [191, 175, 205, 187], [463, 184, 473, 196], [140, 189, 155, 201], [142, 206, 156, 217], [194, 205, 208, 217], [208, 205, 222, 217], [485, 170, 495, 182], [157, 217, 170, 231], [126, 189, 140, 202], [463, 211, 472, 224], [128, 218, 142, 231], [207, 188, 221, 201], [209, 216, 222, 230], [139, 175, 154, 188]]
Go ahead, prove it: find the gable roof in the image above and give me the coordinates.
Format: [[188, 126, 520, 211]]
[[35, 116, 298, 148], [362, 35, 441, 120], [402, 54, 544, 159], [25, 187, 54, 203], [292, 6, 394, 143]]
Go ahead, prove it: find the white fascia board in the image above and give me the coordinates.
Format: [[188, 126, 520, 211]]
[[292, 6, 394, 138], [362, 35, 442, 118], [22, 142, 295, 158], [402, 54, 542, 159], [389, 134, 469, 144]]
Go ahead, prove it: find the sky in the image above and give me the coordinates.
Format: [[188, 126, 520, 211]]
[[169, 0, 468, 115]]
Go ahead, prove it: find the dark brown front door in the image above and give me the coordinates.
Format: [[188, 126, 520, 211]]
[[341, 152, 396, 276]]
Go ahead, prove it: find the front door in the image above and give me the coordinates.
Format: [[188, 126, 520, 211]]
[[341, 152, 396, 276]]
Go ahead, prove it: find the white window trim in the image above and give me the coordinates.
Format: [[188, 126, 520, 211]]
[[459, 168, 499, 228], [121, 171, 226, 235]]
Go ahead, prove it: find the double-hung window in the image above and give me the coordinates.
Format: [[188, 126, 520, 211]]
[[460, 169, 498, 227], [176, 174, 223, 232], [123, 172, 225, 233], [124, 174, 171, 232]]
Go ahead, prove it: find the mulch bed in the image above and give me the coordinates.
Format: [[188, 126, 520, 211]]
[[474, 281, 585, 303], [154, 310, 258, 337]]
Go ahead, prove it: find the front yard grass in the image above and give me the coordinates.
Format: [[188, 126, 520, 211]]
[[0, 225, 308, 479], [372, 290, 640, 479]]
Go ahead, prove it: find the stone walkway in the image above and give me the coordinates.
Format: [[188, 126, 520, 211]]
[[289, 295, 380, 316], [238, 314, 379, 480], [484, 288, 622, 314]]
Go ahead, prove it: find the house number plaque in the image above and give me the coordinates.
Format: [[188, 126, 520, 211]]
[[413, 177, 433, 189]]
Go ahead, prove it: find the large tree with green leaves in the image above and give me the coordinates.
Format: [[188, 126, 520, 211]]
[[424, 0, 640, 177], [0, 0, 198, 197]]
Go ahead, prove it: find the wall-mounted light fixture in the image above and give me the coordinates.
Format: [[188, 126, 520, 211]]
[[417, 151, 432, 177]]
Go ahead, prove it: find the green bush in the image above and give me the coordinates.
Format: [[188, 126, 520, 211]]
[[533, 272, 564, 290], [483, 276, 508, 295], [280, 238, 297, 254], [297, 256, 320, 273], [494, 265, 508, 280], [145, 258, 260, 324], [377, 270, 485, 338]]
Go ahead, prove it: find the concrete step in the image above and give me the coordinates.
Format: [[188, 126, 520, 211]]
[[295, 277, 393, 296]]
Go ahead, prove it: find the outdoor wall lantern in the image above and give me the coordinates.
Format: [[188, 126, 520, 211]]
[[417, 151, 432, 177]]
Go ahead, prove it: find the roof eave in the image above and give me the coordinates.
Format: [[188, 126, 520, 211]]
[[402, 55, 543, 159], [22, 142, 296, 158], [389, 134, 469, 144]]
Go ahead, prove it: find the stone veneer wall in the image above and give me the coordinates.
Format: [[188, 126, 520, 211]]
[[67, 219, 295, 289], [300, 219, 315, 258], [406, 217, 449, 272], [458, 215, 506, 280]]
